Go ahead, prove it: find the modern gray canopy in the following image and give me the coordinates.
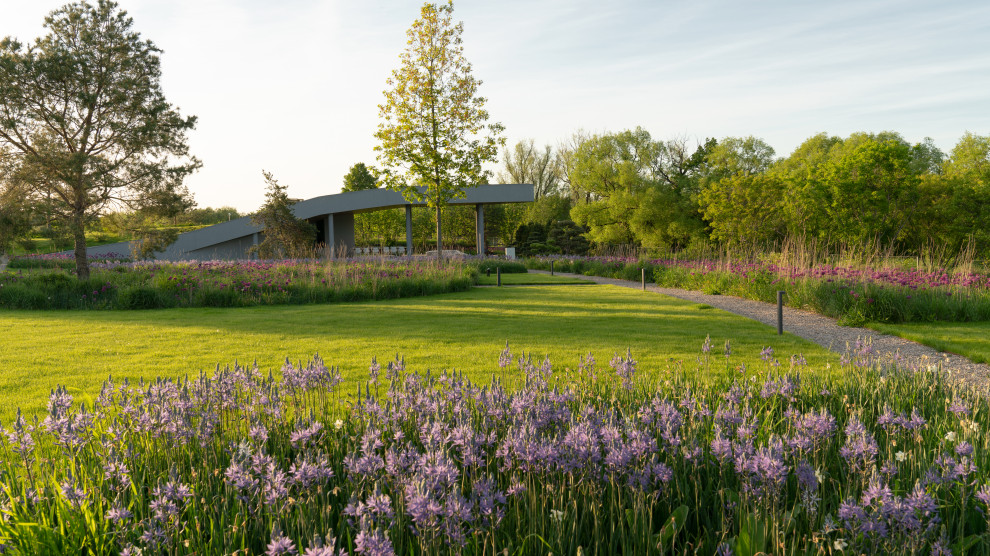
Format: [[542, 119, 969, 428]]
[[85, 184, 535, 260]]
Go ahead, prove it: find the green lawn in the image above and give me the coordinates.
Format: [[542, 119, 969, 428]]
[[866, 321, 990, 364], [475, 273, 594, 285], [0, 285, 836, 419]]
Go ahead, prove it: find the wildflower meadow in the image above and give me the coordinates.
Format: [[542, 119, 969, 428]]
[[1, 340, 988, 555]]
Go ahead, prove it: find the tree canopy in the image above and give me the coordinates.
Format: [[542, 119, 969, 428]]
[[374, 0, 504, 255], [0, 0, 198, 278], [342, 163, 379, 193]]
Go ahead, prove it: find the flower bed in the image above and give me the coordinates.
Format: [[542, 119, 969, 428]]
[[0, 259, 475, 310], [0, 343, 987, 554], [524, 256, 990, 324]]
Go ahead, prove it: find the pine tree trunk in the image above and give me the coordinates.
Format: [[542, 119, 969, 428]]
[[72, 214, 90, 280]]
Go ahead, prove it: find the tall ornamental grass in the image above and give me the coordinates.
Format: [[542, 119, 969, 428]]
[[524, 255, 990, 324], [0, 259, 475, 310], [1, 342, 988, 554]]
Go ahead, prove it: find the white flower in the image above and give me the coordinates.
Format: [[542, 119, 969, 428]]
[[834, 538, 848, 551], [815, 468, 824, 483], [945, 431, 957, 442], [550, 509, 564, 523], [895, 451, 906, 462], [334, 419, 344, 431]]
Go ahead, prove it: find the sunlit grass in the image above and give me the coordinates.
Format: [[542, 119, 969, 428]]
[[0, 285, 836, 420]]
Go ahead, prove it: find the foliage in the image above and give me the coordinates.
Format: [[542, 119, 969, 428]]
[[0, 258, 476, 310], [473, 259, 527, 274], [0, 176, 32, 256], [546, 219, 590, 255], [250, 171, 318, 259], [524, 255, 990, 324], [0, 0, 199, 279], [567, 129, 709, 250], [374, 0, 504, 254], [0, 344, 987, 554], [342, 162, 379, 193]]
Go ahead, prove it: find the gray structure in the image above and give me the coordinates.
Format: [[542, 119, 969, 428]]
[[85, 184, 534, 260]]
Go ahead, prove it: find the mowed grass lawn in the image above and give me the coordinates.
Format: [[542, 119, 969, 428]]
[[867, 321, 990, 364], [0, 285, 837, 419]]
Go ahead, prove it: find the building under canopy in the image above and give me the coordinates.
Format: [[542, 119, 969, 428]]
[[84, 184, 535, 260]]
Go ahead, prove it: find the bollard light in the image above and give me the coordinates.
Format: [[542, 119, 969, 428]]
[[777, 291, 784, 335]]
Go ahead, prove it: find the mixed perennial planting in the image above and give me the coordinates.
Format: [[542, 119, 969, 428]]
[[524, 256, 990, 324], [0, 259, 475, 310], [0, 342, 988, 554]]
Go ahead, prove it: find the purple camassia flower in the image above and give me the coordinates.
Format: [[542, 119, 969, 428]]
[[760, 374, 800, 399], [302, 534, 348, 556], [267, 531, 298, 556], [290, 420, 324, 449], [794, 460, 820, 516], [368, 357, 381, 383], [639, 397, 683, 449], [354, 525, 394, 556], [840, 416, 878, 474], [955, 441, 974, 457], [787, 408, 836, 453], [760, 346, 774, 362], [497, 342, 512, 368], [975, 484, 990, 509], [59, 477, 87, 509], [578, 352, 596, 380], [3, 410, 36, 465], [290, 456, 335, 490], [385, 354, 405, 381], [105, 506, 132, 523], [923, 452, 976, 486], [947, 399, 971, 416], [609, 348, 637, 390], [281, 354, 343, 394], [734, 439, 788, 501], [877, 407, 927, 433]]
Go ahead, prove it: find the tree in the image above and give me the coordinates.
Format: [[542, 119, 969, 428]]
[[0, 176, 32, 257], [342, 163, 379, 193], [374, 1, 504, 256], [250, 171, 317, 259], [0, 0, 199, 279], [499, 139, 561, 199]]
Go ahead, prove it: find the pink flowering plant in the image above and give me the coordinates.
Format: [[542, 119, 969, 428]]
[[0, 341, 988, 554], [526, 255, 990, 324]]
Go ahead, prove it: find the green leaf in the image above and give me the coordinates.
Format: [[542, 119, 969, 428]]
[[655, 505, 689, 548]]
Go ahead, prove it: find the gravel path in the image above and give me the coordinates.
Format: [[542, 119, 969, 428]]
[[530, 270, 990, 392]]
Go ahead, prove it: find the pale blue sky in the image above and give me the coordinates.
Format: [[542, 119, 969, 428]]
[[5, 0, 990, 211]]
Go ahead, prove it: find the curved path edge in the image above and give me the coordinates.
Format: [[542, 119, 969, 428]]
[[529, 270, 990, 392]]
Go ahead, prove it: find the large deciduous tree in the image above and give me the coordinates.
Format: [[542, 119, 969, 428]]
[[0, 0, 199, 279], [374, 0, 504, 256]]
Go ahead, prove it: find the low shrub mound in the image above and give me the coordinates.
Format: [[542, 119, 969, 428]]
[[525, 256, 990, 324], [0, 343, 987, 554], [0, 259, 476, 310]]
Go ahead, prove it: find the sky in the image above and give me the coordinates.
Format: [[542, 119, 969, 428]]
[[5, 0, 990, 211]]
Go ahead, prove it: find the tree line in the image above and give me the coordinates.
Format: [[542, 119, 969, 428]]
[[493, 129, 990, 257]]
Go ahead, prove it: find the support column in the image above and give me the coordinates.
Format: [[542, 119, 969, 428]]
[[252, 232, 259, 260], [475, 204, 485, 257], [405, 205, 413, 257], [327, 213, 335, 260], [324, 215, 332, 260]]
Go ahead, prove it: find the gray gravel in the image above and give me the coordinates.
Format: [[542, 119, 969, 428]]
[[530, 270, 990, 392]]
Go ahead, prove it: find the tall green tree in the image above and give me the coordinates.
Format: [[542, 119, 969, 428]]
[[374, 1, 504, 256], [0, 0, 199, 279], [250, 171, 316, 259], [342, 163, 379, 193]]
